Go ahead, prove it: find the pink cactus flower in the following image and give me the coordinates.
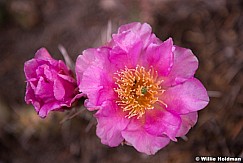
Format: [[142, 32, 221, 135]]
[[76, 22, 209, 155], [24, 48, 82, 118]]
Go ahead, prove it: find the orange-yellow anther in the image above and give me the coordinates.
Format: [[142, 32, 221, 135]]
[[114, 65, 165, 119]]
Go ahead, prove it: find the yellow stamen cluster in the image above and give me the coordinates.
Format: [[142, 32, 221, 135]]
[[114, 65, 165, 119]]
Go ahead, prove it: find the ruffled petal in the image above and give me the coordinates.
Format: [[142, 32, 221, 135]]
[[69, 93, 86, 106], [111, 23, 159, 68], [112, 29, 138, 53], [76, 48, 117, 108], [81, 66, 116, 108], [162, 78, 209, 114], [116, 22, 156, 48], [25, 82, 35, 104], [38, 102, 63, 118], [53, 79, 65, 101], [108, 46, 129, 70], [95, 101, 129, 146], [35, 77, 53, 101], [35, 48, 52, 59], [163, 46, 198, 87], [24, 59, 39, 79], [108, 41, 143, 69], [35, 48, 61, 68], [43, 65, 54, 81], [141, 38, 174, 76], [144, 108, 181, 141], [122, 119, 170, 155], [75, 48, 96, 86], [176, 112, 198, 137]]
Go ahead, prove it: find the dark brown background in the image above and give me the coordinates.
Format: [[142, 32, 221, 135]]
[[0, 0, 242, 162]]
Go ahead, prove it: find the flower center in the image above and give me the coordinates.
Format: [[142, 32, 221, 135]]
[[114, 65, 166, 119]]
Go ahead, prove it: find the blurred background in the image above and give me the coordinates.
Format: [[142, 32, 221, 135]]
[[0, 0, 242, 162]]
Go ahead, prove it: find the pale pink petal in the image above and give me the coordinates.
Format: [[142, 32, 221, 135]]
[[176, 112, 198, 137], [76, 48, 117, 108], [163, 46, 198, 87], [122, 131, 170, 155], [84, 99, 101, 111], [116, 22, 157, 48], [122, 120, 170, 155], [108, 42, 143, 69], [108, 46, 130, 70], [95, 101, 129, 146], [96, 116, 127, 147], [80, 66, 115, 108], [118, 22, 149, 34], [162, 78, 209, 114], [144, 108, 181, 141], [141, 38, 174, 76], [112, 30, 138, 53], [75, 48, 96, 86]]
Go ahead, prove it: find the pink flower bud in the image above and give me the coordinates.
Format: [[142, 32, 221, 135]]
[[24, 48, 82, 118]]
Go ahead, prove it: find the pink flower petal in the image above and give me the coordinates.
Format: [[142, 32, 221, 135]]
[[24, 59, 39, 79], [35, 48, 52, 59], [58, 78, 77, 99], [58, 74, 76, 83], [112, 29, 138, 53], [96, 116, 127, 147], [43, 65, 54, 81], [108, 46, 128, 70], [176, 112, 198, 137], [122, 119, 170, 155], [163, 46, 198, 87], [108, 41, 143, 69], [95, 101, 129, 146], [76, 48, 117, 109], [116, 22, 156, 48], [144, 108, 181, 141], [25, 82, 35, 104], [28, 79, 37, 90], [53, 79, 65, 101], [38, 102, 63, 118], [58, 60, 72, 75], [80, 66, 112, 107], [35, 77, 53, 101], [163, 78, 209, 114], [141, 38, 174, 76], [75, 48, 96, 86]]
